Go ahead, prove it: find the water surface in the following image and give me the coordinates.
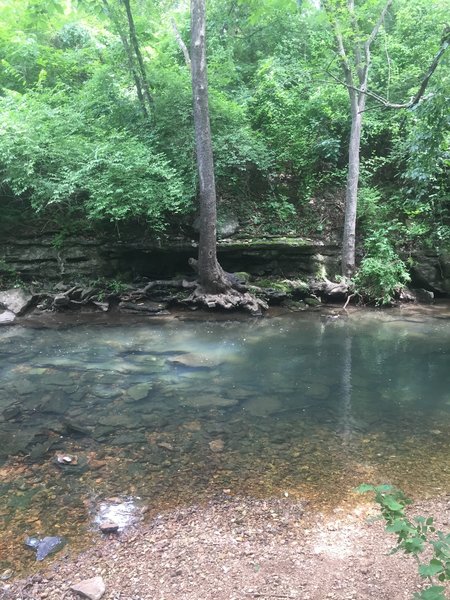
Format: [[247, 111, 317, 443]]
[[1, 308, 449, 575]]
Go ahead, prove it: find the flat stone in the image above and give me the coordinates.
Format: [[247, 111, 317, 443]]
[[0, 288, 34, 315], [0, 310, 16, 325], [14, 379, 34, 395], [167, 353, 223, 369], [2, 404, 22, 421], [244, 395, 283, 417], [127, 382, 153, 401], [119, 300, 167, 314], [158, 441, 174, 451], [70, 576, 106, 600], [181, 394, 238, 408]]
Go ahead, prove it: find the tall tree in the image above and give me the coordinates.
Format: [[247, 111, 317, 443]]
[[323, 0, 393, 277], [190, 0, 229, 294], [189, 0, 266, 313], [323, 0, 450, 278]]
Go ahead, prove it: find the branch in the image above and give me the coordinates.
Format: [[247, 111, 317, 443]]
[[327, 35, 450, 111], [365, 0, 393, 50], [171, 18, 191, 71], [358, 0, 393, 110]]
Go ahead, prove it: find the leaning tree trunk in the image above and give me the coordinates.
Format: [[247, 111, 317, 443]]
[[190, 0, 232, 294]]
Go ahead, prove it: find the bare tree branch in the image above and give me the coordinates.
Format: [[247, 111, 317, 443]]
[[358, 0, 393, 111], [171, 18, 191, 71], [327, 34, 450, 111]]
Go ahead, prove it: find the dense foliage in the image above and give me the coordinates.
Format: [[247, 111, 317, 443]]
[[0, 0, 448, 300]]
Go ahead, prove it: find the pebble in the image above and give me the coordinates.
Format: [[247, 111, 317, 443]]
[[209, 439, 225, 453], [99, 521, 119, 534], [70, 575, 106, 600]]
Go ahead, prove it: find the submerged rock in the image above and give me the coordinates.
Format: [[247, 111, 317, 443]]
[[243, 395, 283, 417], [70, 576, 106, 600], [94, 499, 139, 532], [2, 403, 22, 421], [127, 382, 153, 401], [24, 535, 65, 561], [167, 353, 223, 369], [181, 394, 238, 408], [209, 439, 225, 453]]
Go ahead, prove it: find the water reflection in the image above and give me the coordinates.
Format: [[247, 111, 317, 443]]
[[0, 310, 449, 574]]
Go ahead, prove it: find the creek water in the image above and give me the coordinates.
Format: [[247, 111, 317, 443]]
[[1, 307, 450, 576]]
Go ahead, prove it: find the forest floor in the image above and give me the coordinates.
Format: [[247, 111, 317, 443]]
[[2, 494, 449, 600]]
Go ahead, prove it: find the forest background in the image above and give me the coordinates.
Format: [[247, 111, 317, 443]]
[[0, 0, 449, 303]]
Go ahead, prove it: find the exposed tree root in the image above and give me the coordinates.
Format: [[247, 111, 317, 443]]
[[188, 285, 268, 315]]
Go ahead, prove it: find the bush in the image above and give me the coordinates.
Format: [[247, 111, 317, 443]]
[[354, 232, 411, 305]]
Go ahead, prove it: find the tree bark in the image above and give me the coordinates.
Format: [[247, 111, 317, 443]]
[[343, 91, 364, 277], [325, 0, 392, 277], [122, 0, 153, 114], [102, 0, 149, 119], [190, 0, 229, 294]]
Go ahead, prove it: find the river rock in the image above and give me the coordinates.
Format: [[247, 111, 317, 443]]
[[119, 300, 168, 314], [70, 576, 106, 600], [2, 403, 22, 421], [167, 353, 223, 369], [243, 395, 283, 417], [127, 382, 153, 401], [99, 521, 119, 534], [181, 394, 238, 408], [412, 288, 435, 304], [209, 438, 225, 452], [0, 288, 35, 315], [0, 310, 16, 325], [304, 382, 330, 400], [52, 293, 71, 308], [14, 379, 34, 395]]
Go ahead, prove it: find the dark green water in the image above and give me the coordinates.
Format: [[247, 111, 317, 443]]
[[1, 309, 450, 575]]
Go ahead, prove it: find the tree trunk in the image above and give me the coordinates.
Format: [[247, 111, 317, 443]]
[[190, 0, 229, 294], [122, 0, 153, 115], [187, 0, 267, 314], [342, 92, 364, 277]]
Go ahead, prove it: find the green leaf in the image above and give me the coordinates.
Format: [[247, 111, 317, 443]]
[[355, 484, 375, 494], [413, 586, 446, 600], [419, 560, 445, 578], [383, 496, 405, 512]]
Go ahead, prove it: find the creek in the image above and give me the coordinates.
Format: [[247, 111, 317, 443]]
[[1, 306, 450, 576]]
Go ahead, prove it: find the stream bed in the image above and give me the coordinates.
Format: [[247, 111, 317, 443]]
[[1, 306, 450, 576]]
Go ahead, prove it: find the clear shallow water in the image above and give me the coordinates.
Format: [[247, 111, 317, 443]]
[[1, 309, 450, 575]]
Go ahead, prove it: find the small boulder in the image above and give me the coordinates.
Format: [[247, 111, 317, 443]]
[[0, 288, 35, 315], [0, 310, 16, 325], [413, 288, 435, 304], [53, 294, 71, 308], [70, 576, 106, 600]]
